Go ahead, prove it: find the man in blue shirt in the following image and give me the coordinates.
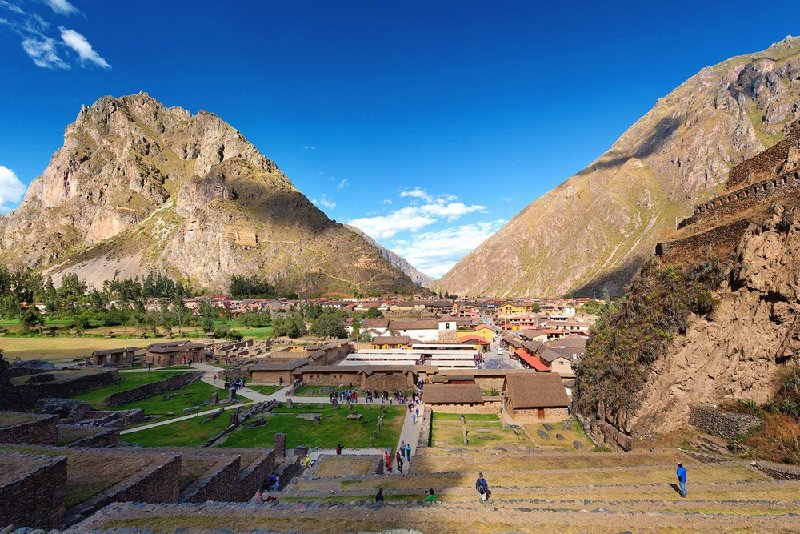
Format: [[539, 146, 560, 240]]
[[676, 463, 687, 497]]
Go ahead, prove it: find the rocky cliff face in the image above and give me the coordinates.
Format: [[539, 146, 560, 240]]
[[345, 225, 433, 288], [0, 93, 421, 296], [575, 119, 800, 446], [440, 36, 800, 297]]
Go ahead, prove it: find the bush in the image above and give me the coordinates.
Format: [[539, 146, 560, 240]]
[[774, 367, 800, 420]]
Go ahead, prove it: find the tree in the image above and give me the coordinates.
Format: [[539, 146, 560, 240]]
[[311, 314, 347, 339], [273, 315, 306, 338], [21, 306, 44, 333], [364, 307, 383, 319], [200, 300, 217, 333]]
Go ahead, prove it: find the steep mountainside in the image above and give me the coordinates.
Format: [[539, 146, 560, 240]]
[[0, 93, 421, 296], [440, 36, 800, 297], [575, 120, 800, 448], [345, 225, 434, 288]]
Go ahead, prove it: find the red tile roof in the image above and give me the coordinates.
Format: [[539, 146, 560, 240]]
[[514, 348, 550, 372]]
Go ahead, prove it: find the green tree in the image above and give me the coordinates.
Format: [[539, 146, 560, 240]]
[[21, 306, 45, 333], [311, 314, 347, 339]]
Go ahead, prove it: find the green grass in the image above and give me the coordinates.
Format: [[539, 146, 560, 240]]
[[71, 370, 188, 406], [221, 405, 405, 450], [247, 385, 284, 395], [122, 413, 232, 447], [112, 380, 228, 422]]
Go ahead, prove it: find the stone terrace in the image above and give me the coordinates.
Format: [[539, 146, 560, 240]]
[[71, 447, 800, 533]]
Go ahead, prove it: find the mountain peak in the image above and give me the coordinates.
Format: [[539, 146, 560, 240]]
[[0, 94, 421, 296]]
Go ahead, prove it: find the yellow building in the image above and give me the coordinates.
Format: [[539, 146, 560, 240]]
[[456, 325, 494, 344], [500, 303, 536, 315]]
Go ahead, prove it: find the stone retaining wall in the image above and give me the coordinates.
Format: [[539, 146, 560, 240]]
[[62, 425, 120, 448], [678, 170, 800, 229], [578, 414, 633, 451], [0, 413, 58, 445], [67, 453, 181, 525], [755, 460, 800, 480], [13, 370, 118, 407], [418, 407, 432, 448], [232, 449, 275, 501], [0, 452, 67, 529], [688, 404, 762, 440], [103, 371, 202, 407], [182, 455, 241, 503]]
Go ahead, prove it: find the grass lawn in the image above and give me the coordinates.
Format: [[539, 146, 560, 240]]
[[430, 412, 528, 449], [0, 337, 211, 361], [70, 370, 189, 406], [315, 456, 377, 477], [221, 405, 405, 450], [122, 413, 232, 447], [525, 417, 594, 449], [248, 385, 284, 395], [113, 381, 227, 423]]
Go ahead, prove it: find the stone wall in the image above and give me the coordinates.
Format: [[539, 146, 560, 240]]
[[417, 407, 432, 448], [688, 404, 762, 440], [0, 452, 66, 529], [657, 219, 752, 265], [232, 449, 275, 501], [0, 413, 58, 445], [60, 425, 120, 448], [362, 372, 414, 391], [678, 171, 800, 229], [13, 369, 118, 408], [103, 371, 202, 407], [429, 401, 501, 415], [67, 453, 181, 525], [509, 407, 570, 424], [182, 455, 241, 503], [474, 376, 504, 392], [579, 414, 632, 451]]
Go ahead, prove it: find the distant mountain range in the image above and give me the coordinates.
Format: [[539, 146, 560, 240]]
[[439, 35, 800, 297], [345, 225, 434, 288], [0, 93, 422, 296]]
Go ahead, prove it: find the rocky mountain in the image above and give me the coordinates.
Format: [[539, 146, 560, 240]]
[[0, 93, 421, 296], [345, 225, 434, 288], [440, 35, 800, 297], [575, 119, 800, 449]]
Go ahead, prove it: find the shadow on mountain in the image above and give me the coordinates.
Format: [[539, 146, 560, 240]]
[[577, 116, 682, 175], [569, 255, 646, 298]]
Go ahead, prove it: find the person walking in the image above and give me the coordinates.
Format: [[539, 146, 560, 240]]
[[385, 451, 392, 472], [396, 450, 404, 474], [405, 442, 412, 462], [475, 472, 489, 502], [375, 487, 384, 504], [676, 463, 687, 497]]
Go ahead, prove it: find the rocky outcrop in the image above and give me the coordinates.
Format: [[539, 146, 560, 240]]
[[0, 93, 421, 296], [575, 119, 800, 447], [440, 36, 800, 297]]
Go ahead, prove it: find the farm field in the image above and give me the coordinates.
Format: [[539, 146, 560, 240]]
[[0, 337, 214, 361]]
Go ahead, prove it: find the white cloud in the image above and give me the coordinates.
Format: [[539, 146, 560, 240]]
[[21, 35, 68, 68], [389, 220, 506, 278], [304, 146, 316, 150], [0, 165, 27, 213], [349, 190, 485, 239], [337, 178, 347, 190], [349, 207, 437, 238], [399, 187, 432, 202], [312, 194, 336, 209], [44, 0, 78, 15], [59, 27, 109, 68]]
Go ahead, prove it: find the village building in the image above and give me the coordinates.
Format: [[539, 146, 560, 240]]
[[249, 358, 309, 385], [423, 382, 484, 409], [88, 347, 138, 367], [371, 335, 413, 349], [503, 373, 571, 422], [145, 340, 206, 367]]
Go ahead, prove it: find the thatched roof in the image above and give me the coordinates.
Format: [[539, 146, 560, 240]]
[[504, 373, 569, 409], [424, 383, 483, 404]]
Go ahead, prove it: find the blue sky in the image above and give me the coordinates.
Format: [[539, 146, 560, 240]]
[[1, 1, 799, 278]]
